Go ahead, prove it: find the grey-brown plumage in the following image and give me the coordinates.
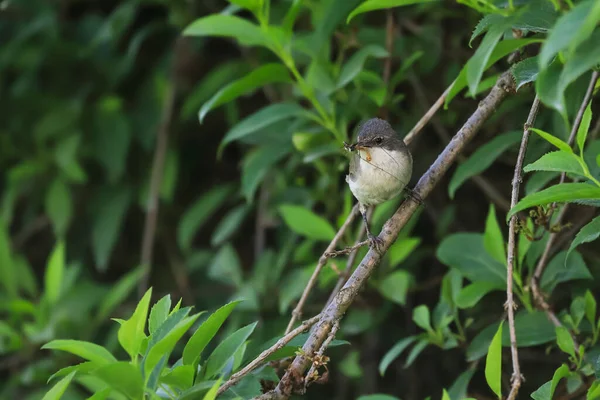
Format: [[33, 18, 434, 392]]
[[346, 118, 413, 249]]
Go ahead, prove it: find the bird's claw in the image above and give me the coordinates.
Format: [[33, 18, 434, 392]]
[[368, 234, 384, 251]]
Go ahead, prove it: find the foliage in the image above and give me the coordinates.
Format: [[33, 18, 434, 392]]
[[2, 0, 600, 399]]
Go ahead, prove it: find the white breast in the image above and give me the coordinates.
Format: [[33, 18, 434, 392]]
[[347, 147, 412, 206]]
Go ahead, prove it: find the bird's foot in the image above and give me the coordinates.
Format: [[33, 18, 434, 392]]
[[404, 187, 423, 205], [368, 233, 384, 251]]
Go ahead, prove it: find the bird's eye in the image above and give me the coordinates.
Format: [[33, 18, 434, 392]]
[[375, 137, 383, 144]]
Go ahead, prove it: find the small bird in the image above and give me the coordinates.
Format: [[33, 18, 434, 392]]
[[345, 118, 413, 249]]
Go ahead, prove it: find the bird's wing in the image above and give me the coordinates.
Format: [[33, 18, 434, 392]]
[[347, 152, 360, 182]]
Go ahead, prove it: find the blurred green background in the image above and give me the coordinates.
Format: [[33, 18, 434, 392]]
[[2, 0, 600, 399]]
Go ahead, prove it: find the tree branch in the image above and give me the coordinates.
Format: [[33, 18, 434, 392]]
[[285, 205, 358, 334], [531, 71, 599, 324], [505, 96, 541, 400], [217, 314, 321, 395], [138, 39, 181, 296], [255, 71, 516, 400]]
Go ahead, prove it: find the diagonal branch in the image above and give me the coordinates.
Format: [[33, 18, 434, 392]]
[[138, 38, 182, 296], [217, 314, 321, 395], [285, 205, 358, 334], [505, 96, 541, 400], [255, 71, 516, 400]]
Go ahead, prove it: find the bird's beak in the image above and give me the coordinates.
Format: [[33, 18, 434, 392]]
[[350, 140, 370, 151]]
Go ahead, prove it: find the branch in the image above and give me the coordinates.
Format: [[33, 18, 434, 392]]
[[285, 205, 358, 334], [217, 314, 321, 395], [138, 39, 181, 296], [256, 71, 516, 400], [531, 71, 600, 323], [505, 95, 541, 400], [325, 212, 368, 306], [304, 320, 340, 390]]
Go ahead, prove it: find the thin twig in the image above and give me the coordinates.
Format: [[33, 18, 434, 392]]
[[531, 71, 599, 321], [325, 222, 367, 306], [403, 64, 510, 210], [217, 314, 321, 395], [255, 71, 516, 400], [403, 85, 452, 145], [304, 320, 340, 390], [285, 205, 358, 334], [505, 96, 541, 400], [138, 40, 181, 295], [324, 239, 369, 258]]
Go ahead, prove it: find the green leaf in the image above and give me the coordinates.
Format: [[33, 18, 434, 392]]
[[449, 131, 522, 198], [377, 271, 412, 305], [531, 364, 571, 400], [219, 103, 308, 153], [42, 340, 117, 365], [387, 237, 421, 266], [86, 388, 111, 400], [466, 22, 508, 97], [0, 218, 15, 298], [577, 101, 593, 154], [208, 244, 243, 288], [177, 184, 234, 252], [47, 362, 97, 384], [145, 314, 201, 386], [92, 98, 131, 184], [508, 183, 600, 219], [202, 378, 223, 400], [560, 32, 600, 111], [42, 371, 76, 400], [278, 204, 336, 241], [448, 368, 476, 400], [511, 56, 540, 91], [45, 178, 72, 237], [530, 128, 572, 153], [92, 361, 144, 400], [44, 241, 65, 305], [204, 321, 257, 379], [467, 312, 556, 361], [470, 14, 505, 46], [346, 0, 438, 23], [379, 336, 416, 375], [456, 282, 501, 309], [539, 0, 599, 69], [117, 288, 152, 361], [183, 15, 269, 48], [357, 395, 401, 400], [92, 186, 132, 271], [199, 64, 291, 123], [536, 60, 566, 116], [242, 143, 291, 201], [412, 305, 432, 332], [437, 233, 506, 287], [567, 215, 600, 261], [211, 205, 249, 246], [541, 250, 592, 293], [446, 39, 543, 107], [524, 151, 586, 177], [161, 365, 195, 390], [182, 300, 241, 366], [337, 45, 388, 89], [405, 339, 428, 367], [485, 321, 503, 399], [555, 326, 576, 358], [149, 295, 172, 335], [97, 267, 142, 322], [585, 290, 597, 326], [484, 204, 505, 264]]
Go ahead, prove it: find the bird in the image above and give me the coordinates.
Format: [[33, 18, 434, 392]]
[[345, 118, 414, 250]]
